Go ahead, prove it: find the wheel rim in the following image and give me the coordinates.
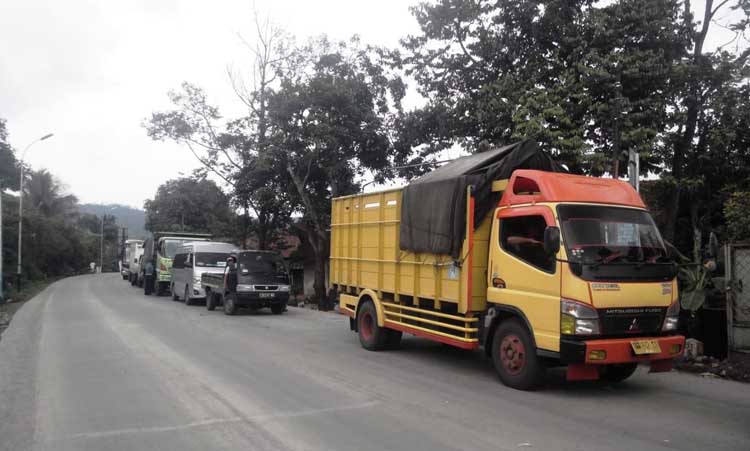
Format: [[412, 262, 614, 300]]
[[360, 311, 374, 341], [226, 297, 233, 311], [500, 334, 526, 376]]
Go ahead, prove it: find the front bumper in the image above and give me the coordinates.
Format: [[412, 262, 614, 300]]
[[561, 335, 685, 364], [234, 292, 289, 307]]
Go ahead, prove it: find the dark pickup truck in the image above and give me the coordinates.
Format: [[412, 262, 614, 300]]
[[201, 250, 291, 315]]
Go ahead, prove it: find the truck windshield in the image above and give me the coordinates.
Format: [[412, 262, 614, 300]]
[[557, 205, 668, 265], [163, 239, 189, 259], [195, 252, 229, 268], [239, 252, 286, 275]]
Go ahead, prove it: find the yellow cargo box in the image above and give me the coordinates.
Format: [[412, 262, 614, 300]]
[[330, 186, 495, 347]]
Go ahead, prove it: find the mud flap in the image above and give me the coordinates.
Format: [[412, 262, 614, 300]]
[[566, 364, 600, 381]]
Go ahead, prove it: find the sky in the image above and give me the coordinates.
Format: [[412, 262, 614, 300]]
[[1, 1, 744, 209], [0, 0, 422, 208]]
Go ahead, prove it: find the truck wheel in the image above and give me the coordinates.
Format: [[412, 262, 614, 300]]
[[184, 286, 193, 306], [205, 288, 214, 310], [224, 293, 238, 316], [357, 301, 388, 351], [491, 319, 544, 390], [271, 304, 285, 315], [171, 284, 180, 301], [599, 363, 638, 383]]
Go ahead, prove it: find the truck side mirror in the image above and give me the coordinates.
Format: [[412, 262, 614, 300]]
[[543, 226, 560, 255]]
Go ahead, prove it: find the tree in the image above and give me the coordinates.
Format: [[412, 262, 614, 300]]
[[24, 169, 78, 219], [144, 177, 235, 238], [145, 14, 293, 249], [266, 36, 408, 302], [0, 118, 19, 190]]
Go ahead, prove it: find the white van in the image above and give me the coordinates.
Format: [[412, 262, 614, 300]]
[[123, 240, 143, 282], [170, 241, 236, 305], [128, 241, 145, 286]]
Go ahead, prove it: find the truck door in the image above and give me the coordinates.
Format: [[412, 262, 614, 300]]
[[487, 206, 561, 352]]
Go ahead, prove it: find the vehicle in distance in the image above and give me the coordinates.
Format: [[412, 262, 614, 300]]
[[331, 140, 685, 390], [202, 250, 290, 315], [120, 239, 142, 280], [171, 241, 235, 305], [127, 240, 144, 286], [142, 232, 211, 295]]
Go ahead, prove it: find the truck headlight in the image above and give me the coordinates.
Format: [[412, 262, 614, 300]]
[[561, 298, 601, 336], [662, 301, 680, 331]]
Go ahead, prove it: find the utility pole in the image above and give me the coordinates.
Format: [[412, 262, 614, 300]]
[[0, 186, 4, 303], [628, 148, 640, 192], [17, 132, 54, 289], [99, 214, 104, 273]]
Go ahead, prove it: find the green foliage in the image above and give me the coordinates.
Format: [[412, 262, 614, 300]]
[[144, 177, 235, 238], [724, 192, 750, 242], [0, 118, 19, 189]]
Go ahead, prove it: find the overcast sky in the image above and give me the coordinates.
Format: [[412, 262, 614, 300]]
[[1, 0, 421, 208], [1, 1, 743, 209]]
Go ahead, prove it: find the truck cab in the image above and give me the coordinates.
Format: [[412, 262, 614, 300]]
[[485, 171, 682, 386]]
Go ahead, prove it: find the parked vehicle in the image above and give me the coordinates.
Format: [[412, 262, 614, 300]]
[[127, 240, 144, 286], [141, 232, 212, 295], [120, 239, 142, 280], [171, 241, 235, 305], [202, 250, 290, 315], [331, 140, 685, 390]]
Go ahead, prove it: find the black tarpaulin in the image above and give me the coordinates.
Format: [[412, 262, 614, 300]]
[[399, 140, 563, 258]]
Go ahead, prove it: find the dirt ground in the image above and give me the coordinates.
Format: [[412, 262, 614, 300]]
[[675, 352, 750, 383]]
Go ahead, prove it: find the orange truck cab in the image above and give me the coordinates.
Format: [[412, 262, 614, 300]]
[[330, 141, 684, 390]]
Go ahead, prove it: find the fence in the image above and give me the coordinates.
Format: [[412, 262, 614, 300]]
[[726, 243, 750, 352]]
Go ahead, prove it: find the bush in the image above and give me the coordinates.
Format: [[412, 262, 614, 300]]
[[724, 192, 750, 242]]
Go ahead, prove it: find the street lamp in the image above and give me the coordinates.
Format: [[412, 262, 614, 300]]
[[16, 132, 54, 290]]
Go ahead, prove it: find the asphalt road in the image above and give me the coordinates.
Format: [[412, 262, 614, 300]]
[[1, 274, 748, 451]]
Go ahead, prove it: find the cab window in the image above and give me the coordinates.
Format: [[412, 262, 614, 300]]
[[172, 253, 186, 269], [500, 215, 555, 273]]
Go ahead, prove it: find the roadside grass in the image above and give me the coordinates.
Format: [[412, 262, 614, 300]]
[[0, 278, 59, 340]]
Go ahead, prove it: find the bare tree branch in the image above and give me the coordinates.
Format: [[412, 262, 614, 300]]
[[185, 142, 236, 187]]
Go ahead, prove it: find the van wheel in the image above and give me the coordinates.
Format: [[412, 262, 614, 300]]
[[224, 293, 238, 316], [599, 363, 638, 383], [206, 289, 216, 310], [171, 284, 179, 301], [357, 301, 388, 351], [184, 286, 193, 306], [491, 319, 544, 390], [271, 304, 285, 315]]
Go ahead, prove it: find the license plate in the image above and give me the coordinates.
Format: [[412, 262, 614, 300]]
[[631, 340, 661, 355], [258, 292, 275, 298]]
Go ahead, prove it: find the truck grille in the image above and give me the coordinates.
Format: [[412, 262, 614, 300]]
[[598, 307, 665, 336]]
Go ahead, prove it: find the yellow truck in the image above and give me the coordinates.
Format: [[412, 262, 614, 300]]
[[331, 140, 685, 390]]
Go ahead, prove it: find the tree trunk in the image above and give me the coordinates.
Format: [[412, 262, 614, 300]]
[[664, 0, 714, 243]]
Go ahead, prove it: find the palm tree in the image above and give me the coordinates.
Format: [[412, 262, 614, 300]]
[[24, 169, 78, 218]]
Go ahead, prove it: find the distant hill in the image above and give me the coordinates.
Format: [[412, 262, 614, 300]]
[[79, 203, 148, 240]]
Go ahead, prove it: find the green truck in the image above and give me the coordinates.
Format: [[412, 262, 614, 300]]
[[142, 232, 211, 295]]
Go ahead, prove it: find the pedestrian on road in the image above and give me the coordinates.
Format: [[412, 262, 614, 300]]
[[223, 255, 238, 294]]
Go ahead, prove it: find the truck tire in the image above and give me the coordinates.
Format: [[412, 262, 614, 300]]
[[184, 286, 193, 306], [357, 301, 389, 351], [270, 304, 285, 315], [599, 363, 638, 383], [206, 289, 217, 311], [224, 293, 238, 316], [491, 319, 544, 390], [171, 284, 180, 301]]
